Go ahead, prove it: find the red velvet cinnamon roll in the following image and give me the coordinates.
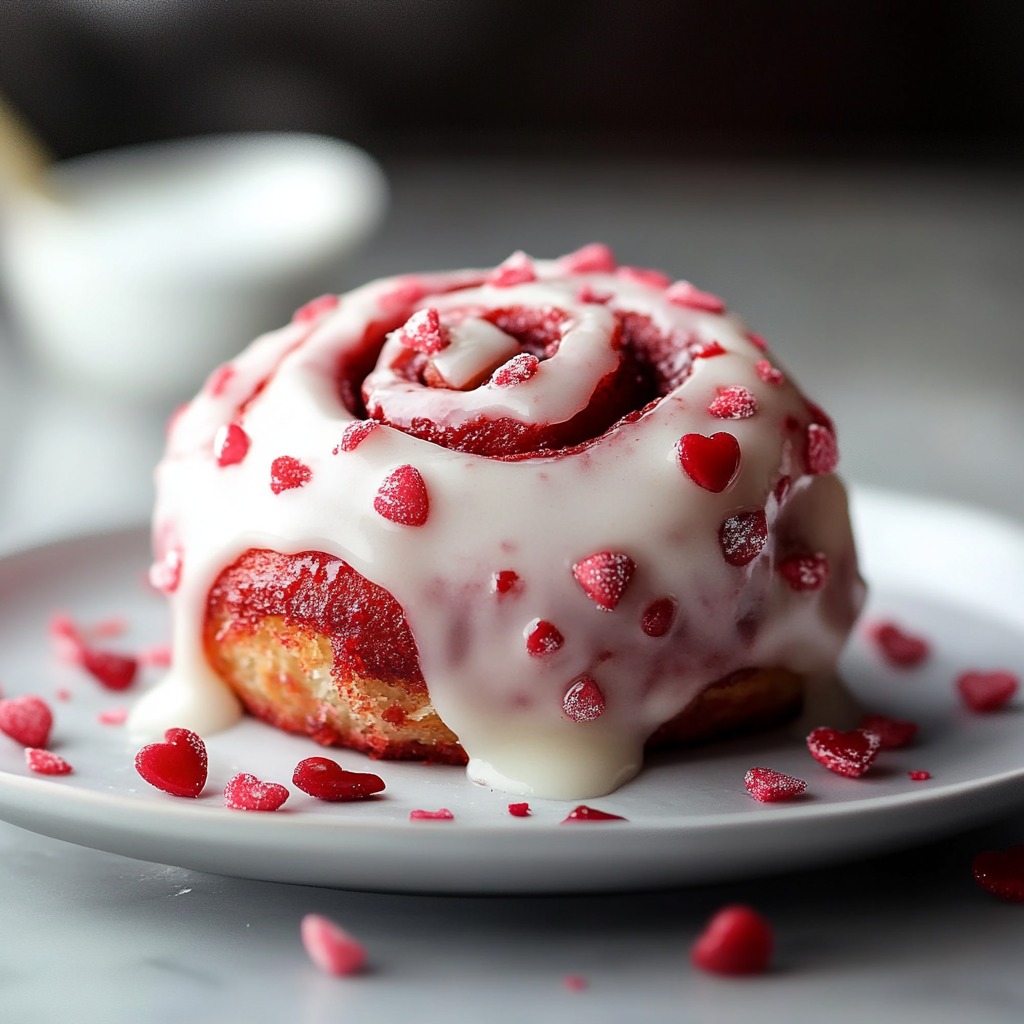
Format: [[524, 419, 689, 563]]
[[135, 245, 864, 798]]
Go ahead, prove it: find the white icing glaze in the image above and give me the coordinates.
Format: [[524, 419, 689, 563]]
[[132, 249, 865, 799]]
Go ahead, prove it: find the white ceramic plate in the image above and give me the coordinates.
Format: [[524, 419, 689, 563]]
[[0, 488, 1022, 894]]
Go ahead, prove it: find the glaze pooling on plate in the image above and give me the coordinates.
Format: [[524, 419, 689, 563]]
[[133, 246, 864, 798]]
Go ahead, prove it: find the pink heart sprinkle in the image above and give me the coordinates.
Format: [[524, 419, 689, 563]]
[[224, 772, 290, 812], [409, 808, 455, 821], [806, 726, 880, 778], [373, 464, 430, 526], [743, 766, 807, 803], [559, 242, 617, 274], [300, 914, 367, 976], [25, 748, 73, 776], [487, 251, 536, 287], [270, 456, 313, 494], [691, 905, 773, 975], [572, 551, 636, 611], [956, 670, 1018, 712], [562, 676, 606, 723], [0, 695, 53, 748], [718, 509, 768, 567], [396, 307, 449, 354], [214, 423, 250, 467], [777, 552, 830, 591], [525, 619, 564, 656], [708, 385, 758, 420], [665, 280, 726, 313]]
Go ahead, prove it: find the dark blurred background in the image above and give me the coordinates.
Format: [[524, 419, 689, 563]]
[[2, 0, 1023, 163]]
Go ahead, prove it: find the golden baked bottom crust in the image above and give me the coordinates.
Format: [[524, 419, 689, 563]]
[[204, 548, 804, 764]]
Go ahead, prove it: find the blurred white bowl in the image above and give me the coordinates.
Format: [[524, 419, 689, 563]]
[[0, 132, 387, 401]]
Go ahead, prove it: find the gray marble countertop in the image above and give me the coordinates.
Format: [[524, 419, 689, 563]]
[[1, 158, 1023, 1022]]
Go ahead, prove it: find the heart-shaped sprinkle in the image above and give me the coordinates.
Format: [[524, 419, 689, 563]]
[[0, 696, 53, 748], [525, 619, 564, 656], [25, 748, 73, 776], [691, 340, 726, 359], [559, 242, 617, 274], [396, 307, 450, 354], [81, 647, 139, 691], [708, 386, 757, 419], [973, 847, 1024, 902], [134, 728, 208, 797], [665, 280, 726, 313], [487, 251, 537, 287], [292, 756, 386, 801], [744, 766, 807, 802], [224, 772, 290, 812], [214, 423, 250, 467], [491, 352, 539, 388], [718, 509, 768, 567], [98, 707, 129, 726], [270, 456, 313, 494], [562, 676, 606, 723], [868, 621, 930, 668], [806, 726, 881, 778], [755, 359, 785, 384], [805, 422, 839, 474], [641, 596, 677, 638], [335, 419, 379, 454], [616, 265, 671, 289], [676, 432, 741, 493], [908, 770, 931, 781], [561, 805, 626, 822], [572, 551, 636, 611], [859, 713, 918, 749], [777, 552, 830, 591], [508, 802, 531, 817], [746, 331, 768, 352], [956, 670, 1018, 712], [409, 808, 455, 821], [691, 905, 774, 975], [491, 570, 520, 595], [292, 293, 340, 324], [373, 464, 429, 526], [300, 914, 367, 976]]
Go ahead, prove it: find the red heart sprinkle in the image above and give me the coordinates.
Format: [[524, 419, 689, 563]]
[[561, 805, 626, 822], [641, 596, 677, 638], [859, 713, 918, 749], [270, 455, 313, 494], [676, 432, 741, 493], [335, 419, 379, 453], [525, 619, 565, 656], [134, 728, 208, 798], [806, 726, 881, 778], [708, 385, 757, 419], [491, 570, 520, 595], [25, 748, 73, 776], [869, 621, 930, 668], [973, 846, 1024, 902], [81, 647, 139, 691], [691, 340, 726, 359], [778, 552, 830, 591], [718, 509, 768, 567], [491, 352, 539, 388], [487, 251, 537, 287], [559, 242, 617, 274], [292, 293, 340, 324], [805, 422, 839, 474], [908, 770, 931, 781], [292, 756, 386, 801], [755, 359, 785, 384], [691, 905, 774, 975], [300, 914, 367, 976], [214, 423, 250, 467], [224, 772, 290, 812], [743, 766, 807, 803], [396, 307, 450, 354], [956, 670, 1018, 712], [0, 696, 53, 748], [508, 802, 531, 817], [665, 280, 726, 313], [409, 808, 455, 821], [617, 265, 671, 289], [746, 331, 768, 351], [572, 551, 636, 610], [374, 464, 430, 526], [562, 675, 606, 723]]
